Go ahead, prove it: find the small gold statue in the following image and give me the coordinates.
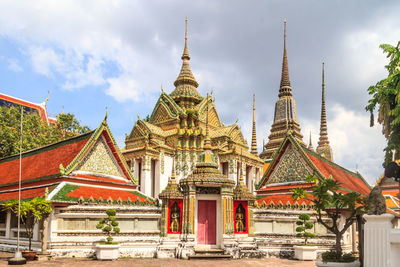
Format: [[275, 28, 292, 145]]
[[235, 204, 246, 232], [170, 202, 180, 233]]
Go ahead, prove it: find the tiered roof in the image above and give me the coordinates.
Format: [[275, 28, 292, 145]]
[[0, 118, 153, 205], [256, 133, 370, 208]]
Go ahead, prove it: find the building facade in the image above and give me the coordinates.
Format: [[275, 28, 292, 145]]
[[122, 18, 263, 199]]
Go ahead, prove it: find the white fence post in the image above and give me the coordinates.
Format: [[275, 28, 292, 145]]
[[363, 213, 394, 267]]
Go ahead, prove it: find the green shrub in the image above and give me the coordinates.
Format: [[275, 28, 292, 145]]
[[295, 213, 316, 245], [96, 209, 120, 244], [322, 251, 357, 263]]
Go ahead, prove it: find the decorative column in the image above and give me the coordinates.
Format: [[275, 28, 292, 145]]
[[363, 213, 394, 267]]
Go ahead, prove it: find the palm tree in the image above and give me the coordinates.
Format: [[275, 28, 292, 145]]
[[366, 41, 400, 166]]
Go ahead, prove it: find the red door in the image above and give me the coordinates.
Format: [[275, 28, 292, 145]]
[[197, 200, 216, 245]]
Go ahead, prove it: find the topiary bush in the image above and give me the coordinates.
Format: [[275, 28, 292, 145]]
[[96, 209, 120, 244], [295, 213, 316, 245]]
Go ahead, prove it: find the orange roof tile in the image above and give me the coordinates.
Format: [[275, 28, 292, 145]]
[[0, 134, 90, 186], [0, 187, 46, 201], [66, 186, 149, 202], [306, 152, 370, 195]]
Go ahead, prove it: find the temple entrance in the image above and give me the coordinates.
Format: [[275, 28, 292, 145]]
[[197, 200, 216, 245]]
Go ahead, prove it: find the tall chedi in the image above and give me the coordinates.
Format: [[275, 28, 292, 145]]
[[251, 94, 258, 155], [260, 21, 305, 160], [170, 16, 203, 108], [316, 63, 333, 161]]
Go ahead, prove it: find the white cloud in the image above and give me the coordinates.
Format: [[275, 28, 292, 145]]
[[106, 75, 139, 102], [7, 58, 23, 72], [302, 104, 386, 185]]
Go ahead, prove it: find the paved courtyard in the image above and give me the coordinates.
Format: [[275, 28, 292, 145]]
[[0, 252, 316, 267]]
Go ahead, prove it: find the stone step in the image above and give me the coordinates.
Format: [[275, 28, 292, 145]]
[[194, 248, 224, 254], [189, 254, 232, 260]]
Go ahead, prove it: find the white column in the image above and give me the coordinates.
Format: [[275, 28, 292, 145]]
[[5, 211, 11, 238], [364, 213, 394, 267]]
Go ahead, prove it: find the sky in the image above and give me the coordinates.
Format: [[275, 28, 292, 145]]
[[0, 0, 398, 185]]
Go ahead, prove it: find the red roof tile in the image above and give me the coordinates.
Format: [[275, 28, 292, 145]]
[[66, 186, 149, 202], [0, 135, 90, 186], [306, 152, 370, 195]]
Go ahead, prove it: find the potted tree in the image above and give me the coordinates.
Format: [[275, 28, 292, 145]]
[[96, 209, 121, 260], [2, 197, 52, 261], [293, 213, 317, 260], [292, 175, 364, 267]]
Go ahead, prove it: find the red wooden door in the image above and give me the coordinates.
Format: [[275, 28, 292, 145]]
[[197, 200, 216, 245]]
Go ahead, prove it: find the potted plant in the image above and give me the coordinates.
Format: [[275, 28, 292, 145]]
[[2, 197, 52, 261], [293, 213, 317, 260], [292, 175, 364, 267], [96, 209, 121, 260]]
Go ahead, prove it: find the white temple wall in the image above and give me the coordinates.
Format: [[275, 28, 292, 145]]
[[253, 208, 353, 258]]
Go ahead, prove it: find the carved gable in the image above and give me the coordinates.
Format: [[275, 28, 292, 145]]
[[129, 126, 145, 139], [151, 103, 173, 124], [76, 136, 125, 178], [208, 107, 221, 127], [231, 127, 247, 145], [267, 143, 312, 184]]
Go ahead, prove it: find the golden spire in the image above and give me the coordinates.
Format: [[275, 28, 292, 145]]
[[308, 131, 314, 151], [170, 156, 176, 184], [316, 62, 333, 161], [182, 16, 190, 60], [171, 16, 202, 108], [203, 94, 212, 150], [279, 20, 292, 97], [251, 94, 258, 155]]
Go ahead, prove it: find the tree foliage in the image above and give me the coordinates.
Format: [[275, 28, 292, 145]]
[[366, 41, 400, 166], [292, 175, 365, 259], [0, 106, 90, 158], [96, 209, 120, 243], [295, 213, 316, 245], [2, 197, 52, 251]]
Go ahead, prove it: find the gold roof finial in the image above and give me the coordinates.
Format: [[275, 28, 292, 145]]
[[182, 16, 190, 60]]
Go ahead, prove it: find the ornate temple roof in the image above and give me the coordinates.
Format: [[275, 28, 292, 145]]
[[0, 93, 57, 125], [256, 133, 370, 207], [170, 17, 203, 108], [0, 117, 152, 205], [260, 21, 305, 161], [316, 62, 333, 161]]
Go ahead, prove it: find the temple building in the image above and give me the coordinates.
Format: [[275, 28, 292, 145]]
[[122, 18, 264, 199], [254, 24, 371, 255], [0, 117, 159, 257]]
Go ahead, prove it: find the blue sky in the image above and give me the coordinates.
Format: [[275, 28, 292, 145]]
[[1, 0, 399, 185]]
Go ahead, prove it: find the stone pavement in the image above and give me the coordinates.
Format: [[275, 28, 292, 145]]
[[0, 252, 317, 267]]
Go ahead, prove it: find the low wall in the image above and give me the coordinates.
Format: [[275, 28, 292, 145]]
[[363, 213, 400, 267]]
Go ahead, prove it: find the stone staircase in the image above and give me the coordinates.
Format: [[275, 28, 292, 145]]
[[238, 237, 262, 258], [156, 237, 181, 258], [189, 248, 232, 260]]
